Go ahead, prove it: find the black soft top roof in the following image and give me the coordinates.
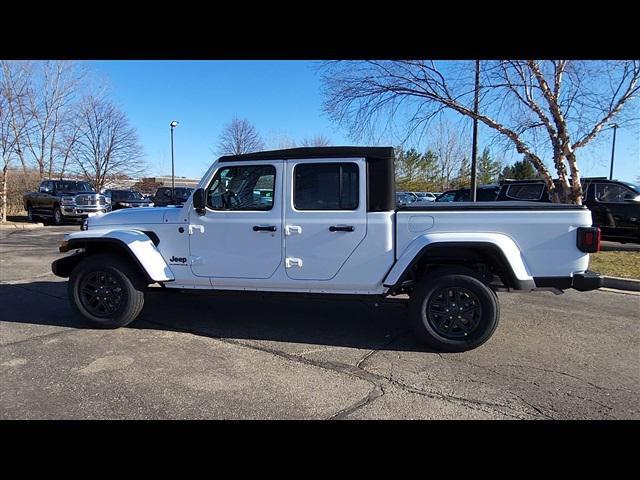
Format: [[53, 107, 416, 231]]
[[219, 146, 394, 163]]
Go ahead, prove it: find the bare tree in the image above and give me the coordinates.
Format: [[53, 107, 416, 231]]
[[1, 62, 31, 222], [70, 96, 145, 190], [322, 60, 640, 204], [301, 135, 332, 147], [217, 117, 264, 156], [16, 61, 85, 180], [430, 118, 469, 190]]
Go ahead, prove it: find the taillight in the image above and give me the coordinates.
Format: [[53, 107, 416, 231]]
[[577, 227, 601, 253]]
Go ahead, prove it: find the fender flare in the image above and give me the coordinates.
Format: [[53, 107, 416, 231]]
[[54, 229, 174, 283], [383, 233, 535, 290]]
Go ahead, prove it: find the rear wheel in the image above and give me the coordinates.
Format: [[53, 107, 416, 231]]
[[68, 254, 146, 328], [409, 267, 500, 352]]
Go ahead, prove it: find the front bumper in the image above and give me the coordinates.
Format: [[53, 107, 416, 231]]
[[533, 271, 604, 292], [61, 205, 111, 218]]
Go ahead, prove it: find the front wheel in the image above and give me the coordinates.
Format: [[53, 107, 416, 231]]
[[52, 205, 63, 225], [26, 205, 36, 222], [409, 268, 500, 352], [68, 254, 146, 328]]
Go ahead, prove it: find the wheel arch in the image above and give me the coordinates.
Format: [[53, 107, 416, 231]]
[[384, 235, 535, 291], [52, 231, 174, 283]]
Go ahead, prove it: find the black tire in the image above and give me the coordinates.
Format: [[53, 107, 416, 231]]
[[52, 205, 63, 225], [68, 254, 146, 328], [409, 267, 500, 352]]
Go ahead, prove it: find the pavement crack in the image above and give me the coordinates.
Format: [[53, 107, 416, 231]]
[[0, 329, 77, 349], [326, 384, 385, 420]]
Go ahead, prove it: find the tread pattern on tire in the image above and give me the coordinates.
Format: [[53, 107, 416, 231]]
[[409, 266, 500, 353], [68, 253, 146, 328]]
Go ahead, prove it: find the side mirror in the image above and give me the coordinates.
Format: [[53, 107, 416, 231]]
[[193, 188, 207, 213]]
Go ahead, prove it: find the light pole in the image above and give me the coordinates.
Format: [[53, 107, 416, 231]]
[[470, 60, 480, 202], [609, 123, 619, 181], [170, 120, 179, 203]]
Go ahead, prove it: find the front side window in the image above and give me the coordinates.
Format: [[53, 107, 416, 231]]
[[207, 164, 275, 211], [595, 183, 636, 203], [294, 162, 359, 210], [506, 183, 544, 200]]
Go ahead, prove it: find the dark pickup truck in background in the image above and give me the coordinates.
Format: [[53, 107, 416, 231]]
[[23, 180, 110, 225], [496, 178, 640, 243], [151, 187, 195, 207]]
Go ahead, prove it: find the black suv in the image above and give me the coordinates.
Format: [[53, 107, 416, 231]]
[[496, 178, 640, 243], [151, 187, 195, 207], [103, 189, 153, 210], [435, 185, 501, 202]]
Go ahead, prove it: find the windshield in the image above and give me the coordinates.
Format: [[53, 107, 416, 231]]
[[116, 191, 144, 200], [56, 181, 94, 193], [623, 182, 640, 193]]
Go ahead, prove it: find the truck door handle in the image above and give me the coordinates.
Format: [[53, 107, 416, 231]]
[[329, 225, 354, 232], [253, 225, 277, 232]]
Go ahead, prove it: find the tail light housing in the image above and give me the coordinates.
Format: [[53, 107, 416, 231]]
[[577, 227, 601, 253]]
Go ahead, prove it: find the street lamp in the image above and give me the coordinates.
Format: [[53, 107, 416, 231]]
[[170, 121, 179, 203], [608, 123, 619, 181]]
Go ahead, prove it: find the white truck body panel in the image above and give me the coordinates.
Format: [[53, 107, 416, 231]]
[[66, 229, 175, 282], [61, 150, 595, 296], [393, 208, 592, 281]]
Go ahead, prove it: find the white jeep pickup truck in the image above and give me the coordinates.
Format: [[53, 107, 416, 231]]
[[52, 147, 603, 351]]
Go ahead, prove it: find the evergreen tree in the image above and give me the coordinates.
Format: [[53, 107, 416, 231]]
[[395, 147, 439, 191], [453, 157, 470, 188], [501, 158, 538, 180], [477, 148, 502, 184]]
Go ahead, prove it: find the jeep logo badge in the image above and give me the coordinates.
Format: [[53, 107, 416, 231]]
[[170, 256, 187, 264]]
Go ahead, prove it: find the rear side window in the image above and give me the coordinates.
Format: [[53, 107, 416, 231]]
[[506, 183, 544, 200], [294, 163, 359, 210], [595, 183, 635, 203]]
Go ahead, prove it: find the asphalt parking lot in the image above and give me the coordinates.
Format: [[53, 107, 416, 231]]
[[1, 225, 638, 419]]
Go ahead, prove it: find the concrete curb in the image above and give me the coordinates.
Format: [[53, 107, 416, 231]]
[[0, 222, 44, 230], [603, 276, 640, 292]]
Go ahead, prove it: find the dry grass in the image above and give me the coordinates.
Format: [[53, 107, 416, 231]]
[[589, 251, 640, 279]]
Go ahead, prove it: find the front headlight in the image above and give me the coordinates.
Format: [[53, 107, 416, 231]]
[[61, 196, 75, 206], [120, 202, 131, 207], [104, 196, 111, 204]]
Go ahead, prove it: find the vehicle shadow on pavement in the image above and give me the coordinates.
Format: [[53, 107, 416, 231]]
[[0, 281, 430, 353]]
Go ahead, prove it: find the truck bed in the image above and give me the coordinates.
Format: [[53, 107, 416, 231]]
[[394, 201, 594, 280], [397, 201, 587, 211]]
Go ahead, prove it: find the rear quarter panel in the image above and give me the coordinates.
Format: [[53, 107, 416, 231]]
[[395, 207, 593, 278]]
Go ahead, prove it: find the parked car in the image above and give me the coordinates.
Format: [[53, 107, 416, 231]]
[[103, 189, 154, 210], [396, 192, 417, 206], [53, 146, 602, 353], [435, 185, 501, 202], [496, 178, 640, 243], [151, 187, 195, 207], [412, 192, 437, 202], [23, 180, 110, 225]]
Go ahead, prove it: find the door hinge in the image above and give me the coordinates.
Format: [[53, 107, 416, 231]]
[[188, 224, 205, 235], [285, 225, 302, 236], [285, 257, 303, 268]]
